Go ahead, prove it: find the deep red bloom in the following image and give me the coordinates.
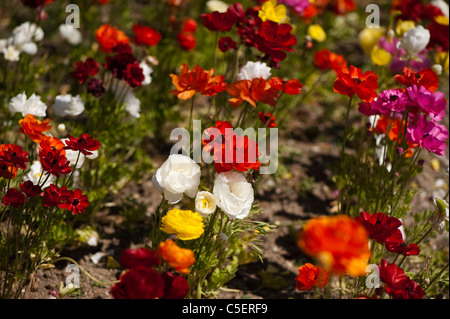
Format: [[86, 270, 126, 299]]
[[218, 36, 237, 52], [161, 272, 189, 299], [64, 134, 101, 156], [379, 259, 426, 299], [3, 188, 26, 208], [132, 25, 161, 46], [428, 20, 449, 52], [0, 162, 18, 179], [177, 32, 196, 51], [87, 78, 106, 97], [124, 62, 145, 88], [20, 180, 42, 198], [41, 184, 71, 208], [105, 50, 137, 80], [254, 20, 297, 63], [200, 9, 237, 32], [333, 65, 379, 102], [385, 232, 420, 256], [110, 266, 165, 299], [269, 77, 303, 95], [181, 18, 197, 33], [120, 248, 161, 269], [0, 144, 29, 170], [20, 0, 50, 8], [259, 112, 277, 128], [330, 0, 356, 15], [70, 58, 100, 84], [392, 0, 425, 22], [59, 189, 89, 214], [394, 67, 439, 93], [39, 150, 72, 177], [314, 49, 348, 73]]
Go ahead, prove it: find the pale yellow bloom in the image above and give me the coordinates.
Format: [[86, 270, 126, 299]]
[[435, 15, 449, 26], [435, 51, 449, 74], [395, 20, 415, 37], [359, 27, 386, 54], [258, 0, 286, 23], [160, 208, 204, 240], [371, 45, 392, 66], [307, 24, 326, 42]]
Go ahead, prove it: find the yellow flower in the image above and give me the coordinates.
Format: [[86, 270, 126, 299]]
[[258, 0, 286, 23], [395, 20, 415, 37], [358, 27, 386, 54], [371, 45, 392, 66], [160, 208, 204, 240], [435, 52, 449, 74], [307, 24, 326, 42], [435, 15, 449, 26]]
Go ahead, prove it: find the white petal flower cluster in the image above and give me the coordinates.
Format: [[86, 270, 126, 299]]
[[397, 25, 430, 58], [9, 92, 47, 117], [53, 94, 85, 118], [237, 61, 272, 81], [0, 22, 44, 60], [58, 24, 82, 46]]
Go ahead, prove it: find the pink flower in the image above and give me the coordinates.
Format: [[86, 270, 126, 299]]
[[359, 89, 409, 116], [407, 115, 449, 156], [406, 85, 446, 121]]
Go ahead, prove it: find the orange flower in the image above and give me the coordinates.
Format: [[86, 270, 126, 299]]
[[297, 215, 371, 277], [157, 239, 196, 274], [226, 78, 279, 108], [295, 263, 330, 291], [39, 136, 66, 156], [19, 114, 52, 143], [95, 24, 130, 54], [170, 64, 227, 100]]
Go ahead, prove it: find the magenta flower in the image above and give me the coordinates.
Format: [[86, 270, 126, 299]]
[[358, 89, 408, 116], [407, 85, 447, 121], [278, 0, 310, 14], [407, 115, 449, 156]]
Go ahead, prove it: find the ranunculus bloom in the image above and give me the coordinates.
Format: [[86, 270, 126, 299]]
[[308, 24, 326, 42], [87, 78, 106, 97], [59, 189, 89, 214], [278, 0, 310, 14], [394, 67, 439, 93], [64, 133, 101, 156], [295, 263, 330, 291], [160, 208, 205, 240], [397, 25, 430, 58], [70, 58, 100, 84], [52, 94, 85, 118], [158, 239, 196, 274], [218, 36, 237, 52], [177, 32, 196, 51], [428, 19, 449, 51], [41, 184, 71, 208], [3, 188, 26, 208], [406, 115, 449, 156], [24, 161, 55, 188], [254, 20, 297, 63], [39, 149, 72, 177], [213, 171, 254, 220], [152, 154, 201, 204], [20, 180, 41, 198], [379, 259, 426, 299], [269, 76, 303, 95], [110, 266, 165, 299], [39, 136, 66, 157], [258, 0, 287, 23], [170, 64, 227, 100], [95, 24, 130, 54], [132, 24, 161, 46], [259, 112, 277, 127], [19, 114, 52, 143], [237, 61, 271, 81], [333, 65, 379, 102], [195, 191, 217, 217], [313, 49, 348, 73], [406, 85, 446, 121], [358, 89, 408, 116], [123, 62, 145, 88], [160, 272, 190, 299], [226, 78, 279, 107], [120, 248, 161, 269], [297, 215, 371, 277], [9, 92, 47, 117], [0, 144, 29, 170], [200, 8, 238, 32]]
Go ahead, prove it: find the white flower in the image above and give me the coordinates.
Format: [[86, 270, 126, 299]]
[[213, 171, 254, 220], [2, 45, 20, 61], [11, 22, 43, 55], [58, 24, 82, 46], [206, 0, 229, 12], [398, 25, 430, 58], [85, 149, 99, 160], [431, 0, 449, 18], [139, 61, 153, 86], [24, 161, 55, 189], [61, 138, 85, 169], [53, 94, 85, 118], [195, 191, 217, 217], [9, 92, 47, 117], [432, 64, 443, 75], [124, 90, 141, 118], [237, 61, 272, 81], [152, 154, 201, 204]]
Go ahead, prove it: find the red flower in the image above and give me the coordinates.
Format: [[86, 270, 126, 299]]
[[110, 266, 165, 299], [226, 78, 279, 107], [105, 50, 137, 80], [295, 263, 330, 291], [428, 20, 449, 52], [39, 150, 72, 177], [59, 189, 89, 214], [20, 0, 50, 8], [87, 78, 106, 97], [64, 134, 101, 156], [20, 181, 42, 198], [70, 58, 100, 84], [39, 136, 66, 157], [218, 36, 237, 52], [124, 62, 145, 88], [177, 32, 196, 51], [269, 77, 303, 95], [254, 20, 297, 63], [333, 65, 378, 102], [0, 162, 18, 179], [181, 18, 197, 33], [330, 0, 356, 15], [384, 232, 420, 256], [120, 248, 161, 269], [379, 259, 426, 299], [259, 112, 277, 128], [394, 67, 440, 93], [95, 24, 130, 54], [3, 188, 26, 208], [0, 144, 29, 170], [161, 272, 189, 299], [132, 25, 161, 46], [313, 49, 348, 73], [41, 184, 71, 208], [200, 9, 237, 32]]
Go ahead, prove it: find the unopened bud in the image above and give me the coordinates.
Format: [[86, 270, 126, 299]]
[[424, 278, 431, 286], [434, 198, 449, 215], [432, 64, 443, 75], [417, 159, 425, 166]]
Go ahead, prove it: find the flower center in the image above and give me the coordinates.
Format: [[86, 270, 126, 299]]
[[389, 95, 399, 102], [72, 199, 80, 206]]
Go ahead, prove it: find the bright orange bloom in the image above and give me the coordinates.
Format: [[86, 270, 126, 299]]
[[39, 136, 66, 157], [295, 263, 330, 291], [333, 65, 378, 103], [373, 115, 417, 158], [95, 24, 130, 54], [19, 114, 52, 143], [157, 239, 196, 274], [170, 64, 227, 100], [297, 215, 371, 277], [314, 49, 348, 74], [226, 78, 279, 108]]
